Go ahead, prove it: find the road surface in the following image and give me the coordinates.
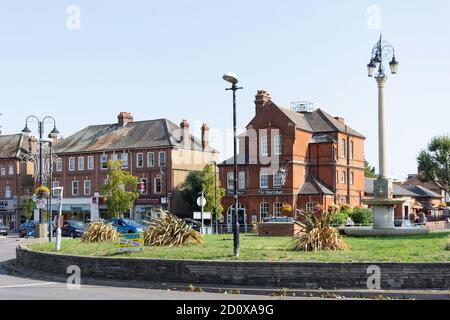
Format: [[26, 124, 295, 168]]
[[0, 234, 297, 300]]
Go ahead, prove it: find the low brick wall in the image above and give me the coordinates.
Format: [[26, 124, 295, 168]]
[[427, 221, 449, 231], [16, 245, 450, 290], [258, 223, 301, 237]]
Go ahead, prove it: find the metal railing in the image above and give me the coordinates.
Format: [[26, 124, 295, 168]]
[[212, 224, 257, 235]]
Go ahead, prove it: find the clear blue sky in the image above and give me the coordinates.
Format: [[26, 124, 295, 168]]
[[1, 0, 449, 179]]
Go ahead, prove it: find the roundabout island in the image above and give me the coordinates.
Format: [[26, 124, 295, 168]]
[[16, 232, 450, 291]]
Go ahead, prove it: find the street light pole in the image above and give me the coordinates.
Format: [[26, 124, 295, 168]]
[[223, 72, 243, 258], [214, 162, 217, 234], [38, 122, 43, 223], [366, 35, 399, 181], [208, 160, 218, 234], [22, 116, 59, 232], [48, 141, 53, 243]]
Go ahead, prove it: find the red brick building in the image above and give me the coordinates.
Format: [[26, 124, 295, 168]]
[[218, 90, 366, 228], [52, 112, 218, 223], [402, 174, 448, 204], [0, 134, 35, 230]]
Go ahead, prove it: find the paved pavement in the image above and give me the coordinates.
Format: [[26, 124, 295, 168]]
[[0, 234, 298, 300]]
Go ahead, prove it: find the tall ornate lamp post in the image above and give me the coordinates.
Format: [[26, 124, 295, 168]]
[[22, 116, 59, 228], [347, 35, 426, 236], [362, 35, 402, 231], [367, 35, 399, 180], [223, 72, 243, 257]]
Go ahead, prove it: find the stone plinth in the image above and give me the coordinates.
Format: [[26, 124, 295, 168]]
[[34, 223, 48, 239], [363, 198, 406, 229]]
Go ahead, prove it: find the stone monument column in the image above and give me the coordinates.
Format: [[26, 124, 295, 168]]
[[377, 76, 387, 179], [345, 36, 428, 236]]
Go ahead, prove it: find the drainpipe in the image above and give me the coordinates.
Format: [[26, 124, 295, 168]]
[[347, 134, 351, 205]]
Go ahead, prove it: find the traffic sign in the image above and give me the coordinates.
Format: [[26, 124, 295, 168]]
[[197, 196, 206, 208], [36, 198, 46, 210], [194, 212, 212, 220]]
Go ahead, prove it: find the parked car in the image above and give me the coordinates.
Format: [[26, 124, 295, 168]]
[[184, 218, 205, 232], [18, 221, 36, 238], [0, 223, 9, 236], [107, 218, 144, 234], [58, 220, 85, 238], [394, 219, 417, 228]]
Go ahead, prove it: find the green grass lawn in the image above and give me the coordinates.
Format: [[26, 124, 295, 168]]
[[28, 231, 450, 263]]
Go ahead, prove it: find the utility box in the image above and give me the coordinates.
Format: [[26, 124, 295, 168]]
[[35, 223, 48, 238]]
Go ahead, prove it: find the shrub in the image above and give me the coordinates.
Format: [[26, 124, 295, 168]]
[[292, 208, 348, 252], [330, 211, 349, 227], [327, 204, 339, 214], [144, 213, 204, 247], [349, 208, 373, 225], [81, 220, 119, 243]]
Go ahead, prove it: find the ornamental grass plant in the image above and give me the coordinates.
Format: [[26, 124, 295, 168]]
[[292, 205, 348, 252], [81, 219, 119, 243], [144, 213, 204, 247]]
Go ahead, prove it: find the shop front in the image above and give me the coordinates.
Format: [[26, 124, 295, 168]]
[[133, 197, 164, 223], [50, 197, 97, 223], [0, 198, 18, 230]]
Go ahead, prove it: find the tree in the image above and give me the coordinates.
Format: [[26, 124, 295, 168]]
[[21, 199, 35, 221], [101, 160, 139, 218], [417, 135, 450, 200], [364, 160, 377, 178], [201, 164, 225, 218], [180, 164, 225, 218], [180, 171, 203, 215]]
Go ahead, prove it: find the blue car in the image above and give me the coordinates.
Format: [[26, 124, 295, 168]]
[[19, 221, 36, 238], [107, 218, 143, 234], [58, 220, 85, 238]]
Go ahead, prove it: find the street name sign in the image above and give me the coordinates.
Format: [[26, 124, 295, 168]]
[[117, 233, 144, 252]]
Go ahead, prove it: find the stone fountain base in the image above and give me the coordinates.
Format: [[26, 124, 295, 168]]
[[344, 226, 429, 237], [345, 198, 429, 237]]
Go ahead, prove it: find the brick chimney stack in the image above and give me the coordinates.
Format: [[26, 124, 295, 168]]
[[118, 112, 134, 127], [201, 123, 209, 150], [180, 119, 190, 147], [254, 90, 272, 114]]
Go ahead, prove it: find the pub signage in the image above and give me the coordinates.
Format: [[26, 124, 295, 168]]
[[226, 191, 246, 196], [136, 197, 162, 205], [258, 190, 284, 196]]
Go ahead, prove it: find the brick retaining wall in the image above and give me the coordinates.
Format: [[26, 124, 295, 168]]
[[427, 221, 449, 231], [16, 245, 450, 290], [257, 223, 301, 237]]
